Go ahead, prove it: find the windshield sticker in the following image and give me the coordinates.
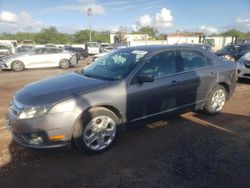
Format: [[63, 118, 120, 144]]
[[131, 50, 148, 56]]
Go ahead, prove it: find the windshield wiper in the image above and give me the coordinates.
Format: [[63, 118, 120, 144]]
[[84, 73, 114, 81]]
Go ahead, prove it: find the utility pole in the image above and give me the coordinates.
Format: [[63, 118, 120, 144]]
[[87, 8, 92, 42]]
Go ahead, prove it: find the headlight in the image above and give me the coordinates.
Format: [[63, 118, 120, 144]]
[[222, 55, 235, 61], [19, 106, 50, 119]]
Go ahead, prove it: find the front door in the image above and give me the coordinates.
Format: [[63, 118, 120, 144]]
[[126, 50, 184, 125]]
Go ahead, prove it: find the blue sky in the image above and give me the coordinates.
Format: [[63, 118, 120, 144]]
[[0, 0, 250, 34]]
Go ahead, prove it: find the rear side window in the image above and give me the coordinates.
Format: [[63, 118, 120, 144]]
[[180, 50, 208, 71], [139, 50, 177, 78]]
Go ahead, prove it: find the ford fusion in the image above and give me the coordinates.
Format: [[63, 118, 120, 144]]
[[6, 45, 237, 153]]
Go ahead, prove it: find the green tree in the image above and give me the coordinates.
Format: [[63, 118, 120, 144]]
[[73, 30, 90, 43], [133, 27, 158, 38]]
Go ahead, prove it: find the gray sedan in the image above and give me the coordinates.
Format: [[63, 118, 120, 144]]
[[237, 51, 250, 79], [6, 45, 237, 153]]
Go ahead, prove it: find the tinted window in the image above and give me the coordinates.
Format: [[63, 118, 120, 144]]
[[45, 48, 62, 54], [33, 48, 45, 55], [180, 50, 207, 71], [139, 51, 177, 78], [220, 46, 237, 53]]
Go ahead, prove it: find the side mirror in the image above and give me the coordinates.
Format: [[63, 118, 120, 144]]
[[137, 74, 154, 83]]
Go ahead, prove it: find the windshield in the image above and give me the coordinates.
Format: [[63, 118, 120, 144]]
[[79, 49, 148, 80], [219, 45, 237, 53], [88, 43, 100, 48], [0, 45, 9, 50]]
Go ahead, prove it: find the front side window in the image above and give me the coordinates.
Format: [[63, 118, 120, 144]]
[[80, 49, 147, 80], [220, 46, 237, 53], [139, 51, 177, 78], [33, 48, 45, 55], [180, 50, 207, 71]]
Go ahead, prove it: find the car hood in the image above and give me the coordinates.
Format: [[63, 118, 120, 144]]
[[16, 72, 109, 106]]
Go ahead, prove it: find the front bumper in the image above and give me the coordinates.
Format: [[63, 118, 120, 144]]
[[0, 63, 10, 70], [6, 108, 79, 149]]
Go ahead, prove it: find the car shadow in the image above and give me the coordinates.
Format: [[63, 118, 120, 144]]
[[238, 78, 250, 84], [1, 112, 250, 188]]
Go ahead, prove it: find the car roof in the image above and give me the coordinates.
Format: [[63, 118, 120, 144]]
[[35, 47, 59, 50], [118, 44, 205, 53]]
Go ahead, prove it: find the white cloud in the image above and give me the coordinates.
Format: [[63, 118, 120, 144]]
[[199, 25, 219, 34], [0, 11, 43, 33], [154, 8, 173, 27], [81, 4, 105, 14], [222, 18, 250, 32], [0, 11, 18, 23], [136, 8, 173, 29], [136, 14, 152, 28], [236, 18, 250, 23], [48, 0, 105, 15]]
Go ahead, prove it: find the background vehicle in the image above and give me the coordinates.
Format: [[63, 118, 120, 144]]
[[237, 51, 250, 79], [216, 44, 250, 61], [1, 47, 76, 71], [74, 47, 88, 59], [16, 45, 34, 54], [100, 43, 111, 52], [0, 43, 12, 57], [63, 46, 88, 60], [6, 45, 236, 154], [85, 42, 100, 55]]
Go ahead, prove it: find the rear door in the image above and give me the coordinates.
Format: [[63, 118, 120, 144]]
[[24, 48, 49, 68], [176, 48, 217, 109]]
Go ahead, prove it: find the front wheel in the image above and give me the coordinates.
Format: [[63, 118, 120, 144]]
[[73, 107, 122, 153], [59, 59, 70, 69], [204, 85, 227, 115], [11, 61, 25, 72]]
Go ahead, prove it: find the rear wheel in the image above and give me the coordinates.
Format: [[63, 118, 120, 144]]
[[59, 59, 70, 69], [204, 85, 227, 115], [73, 107, 122, 153], [11, 61, 25, 72]]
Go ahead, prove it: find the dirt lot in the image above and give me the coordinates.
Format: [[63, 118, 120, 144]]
[[0, 58, 250, 188]]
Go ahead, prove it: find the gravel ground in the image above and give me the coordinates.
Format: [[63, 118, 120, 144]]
[[0, 58, 249, 188]]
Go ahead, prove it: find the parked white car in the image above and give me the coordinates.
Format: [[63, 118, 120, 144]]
[[86, 42, 100, 55], [237, 51, 250, 79], [0, 44, 11, 58], [0, 47, 76, 71]]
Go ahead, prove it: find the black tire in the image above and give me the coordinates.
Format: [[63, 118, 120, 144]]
[[11, 61, 25, 72], [59, 59, 70, 69], [73, 107, 123, 154], [204, 85, 227, 115]]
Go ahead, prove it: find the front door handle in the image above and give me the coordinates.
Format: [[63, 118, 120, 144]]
[[170, 80, 179, 86], [209, 72, 216, 78]]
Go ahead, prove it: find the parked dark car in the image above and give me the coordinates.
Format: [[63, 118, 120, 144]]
[[216, 44, 250, 61], [63, 46, 87, 60], [75, 47, 88, 59], [6, 45, 237, 153]]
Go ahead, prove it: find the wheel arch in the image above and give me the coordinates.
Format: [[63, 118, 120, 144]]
[[71, 104, 125, 138], [217, 82, 230, 99]]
